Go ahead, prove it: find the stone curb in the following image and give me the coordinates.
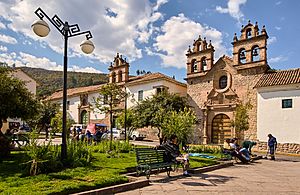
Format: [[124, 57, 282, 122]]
[[71, 179, 150, 195]]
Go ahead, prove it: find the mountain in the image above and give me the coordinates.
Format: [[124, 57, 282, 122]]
[[19, 67, 108, 98]]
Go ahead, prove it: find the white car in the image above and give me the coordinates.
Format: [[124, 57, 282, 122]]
[[129, 130, 146, 141], [103, 128, 125, 140]]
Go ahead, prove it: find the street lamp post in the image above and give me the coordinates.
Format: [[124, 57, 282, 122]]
[[124, 94, 127, 142], [32, 7, 94, 160]]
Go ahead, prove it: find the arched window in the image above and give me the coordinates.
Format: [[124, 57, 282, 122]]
[[251, 45, 260, 62], [118, 71, 122, 82], [239, 48, 246, 64], [201, 57, 207, 71], [112, 72, 116, 83], [246, 28, 252, 39], [191, 59, 197, 73], [219, 75, 227, 89]]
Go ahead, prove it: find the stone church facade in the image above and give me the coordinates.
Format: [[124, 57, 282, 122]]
[[186, 21, 269, 145]]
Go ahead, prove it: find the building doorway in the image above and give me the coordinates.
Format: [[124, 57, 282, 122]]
[[212, 114, 231, 144], [80, 110, 88, 125]]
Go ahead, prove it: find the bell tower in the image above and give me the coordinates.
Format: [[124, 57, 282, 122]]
[[186, 36, 214, 78], [108, 53, 129, 84], [232, 20, 268, 70]]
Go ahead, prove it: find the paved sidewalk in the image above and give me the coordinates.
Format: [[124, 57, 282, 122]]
[[118, 160, 300, 195]]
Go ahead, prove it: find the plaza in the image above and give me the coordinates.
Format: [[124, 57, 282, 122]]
[[119, 158, 300, 195]]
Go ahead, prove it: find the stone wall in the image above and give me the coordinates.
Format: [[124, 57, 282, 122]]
[[255, 141, 300, 154]]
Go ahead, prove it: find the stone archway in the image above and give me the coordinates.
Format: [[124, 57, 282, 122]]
[[211, 114, 231, 144]]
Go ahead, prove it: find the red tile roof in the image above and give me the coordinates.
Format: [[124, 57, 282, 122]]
[[127, 72, 186, 87], [255, 68, 300, 88], [47, 72, 186, 100], [47, 84, 104, 100]]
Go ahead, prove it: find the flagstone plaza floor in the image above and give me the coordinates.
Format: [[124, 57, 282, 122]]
[[118, 159, 300, 195]]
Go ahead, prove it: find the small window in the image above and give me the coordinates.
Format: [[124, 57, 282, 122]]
[[219, 75, 227, 89], [282, 99, 292, 108], [156, 87, 166, 95], [138, 90, 143, 101]]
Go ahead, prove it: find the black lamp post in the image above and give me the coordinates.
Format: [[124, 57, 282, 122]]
[[32, 7, 94, 160]]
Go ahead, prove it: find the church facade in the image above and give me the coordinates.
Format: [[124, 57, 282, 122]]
[[186, 21, 300, 154], [186, 21, 269, 145]]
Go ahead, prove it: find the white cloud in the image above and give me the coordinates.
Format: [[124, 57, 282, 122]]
[[151, 13, 227, 69], [275, 26, 281, 30], [70, 65, 102, 73], [0, 0, 167, 63], [0, 45, 7, 52], [269, 55, 288, 63], [216, 0, 247, 22], [0, 51, 102, 73], [268, 36, 277, 44], [275, 1, 282, 5], [0, 21, 6, 29], [0, 34, 17, 44]]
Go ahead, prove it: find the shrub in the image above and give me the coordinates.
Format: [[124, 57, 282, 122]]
[[63, 140, 92, 167], [24, 131, 92, 175], [91, 140, 134, 154], [189, 144, 222, 154]]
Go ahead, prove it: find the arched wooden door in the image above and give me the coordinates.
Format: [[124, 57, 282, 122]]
[[80, 110, 88, 125], [212, 114, 231, 144]]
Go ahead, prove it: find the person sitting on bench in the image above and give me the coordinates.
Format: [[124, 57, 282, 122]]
[[158, 134, 190, 177]]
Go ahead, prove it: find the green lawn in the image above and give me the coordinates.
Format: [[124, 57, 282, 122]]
[[0, 151, 218, 195]]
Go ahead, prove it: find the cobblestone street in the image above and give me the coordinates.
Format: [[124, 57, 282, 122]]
[[119, 159, 300, 195]]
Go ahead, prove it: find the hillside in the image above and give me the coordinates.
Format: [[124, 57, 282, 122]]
[[19, 67, 108, 98]]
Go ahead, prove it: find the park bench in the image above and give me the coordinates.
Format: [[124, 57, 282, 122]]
[[135, 148, 176, 179]]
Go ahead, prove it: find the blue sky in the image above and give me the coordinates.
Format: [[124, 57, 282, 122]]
[[0, 0, 299, 82]]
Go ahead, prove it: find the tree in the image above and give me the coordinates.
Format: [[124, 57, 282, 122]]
[[50, 111, 74, 135], [116, 109, 137, 140], [27, 101, 59, 134], [133, 91, 189, 143], [161, 108, 196, 145], [231, 102, 253, 139], [94, 83, 127, 150], [0, 66, 39, 129]]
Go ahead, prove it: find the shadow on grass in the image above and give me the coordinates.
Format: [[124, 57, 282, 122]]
[[0, 152, 28, 178]]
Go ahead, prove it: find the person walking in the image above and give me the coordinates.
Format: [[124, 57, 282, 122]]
[[267, 134, 277, 160]]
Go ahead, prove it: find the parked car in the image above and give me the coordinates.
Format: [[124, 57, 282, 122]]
[[103, 128, 125, 140], [129, 130, 146, 141]]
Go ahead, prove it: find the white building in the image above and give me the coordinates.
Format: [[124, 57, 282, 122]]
[[255, 68, 300, 153], [47, 53, 187, 128]]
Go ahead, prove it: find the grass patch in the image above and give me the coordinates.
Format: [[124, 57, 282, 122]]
[[0, 148, 218, 194], [0, 151, 135, 195]]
